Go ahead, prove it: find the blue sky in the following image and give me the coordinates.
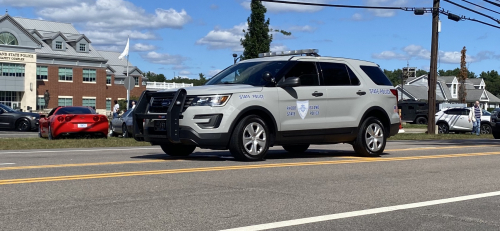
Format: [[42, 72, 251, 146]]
[[3, 0, 500, 79]]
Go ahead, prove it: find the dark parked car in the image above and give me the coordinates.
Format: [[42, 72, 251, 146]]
[[109, 108, 133, 138], [0, 103, 40, 131], [491, 108, 500, 139]]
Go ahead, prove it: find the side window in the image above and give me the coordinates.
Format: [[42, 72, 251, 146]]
[[347, 68, 360, 85], [284, 62, 319, 86], [319, 62, 351, 86], [462, 109, 470, 116], [445, 109, 460, 115], [47, 108, 57, 117]]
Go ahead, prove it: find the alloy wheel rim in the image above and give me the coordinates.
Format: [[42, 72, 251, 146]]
[[242, 122, 266, 156], [19, 121, 28, 130], [481, 125, 491, 134], [365, 123, 384, 152]]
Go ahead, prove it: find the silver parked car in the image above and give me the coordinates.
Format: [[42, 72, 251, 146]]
[[109, 109, 133, 138]]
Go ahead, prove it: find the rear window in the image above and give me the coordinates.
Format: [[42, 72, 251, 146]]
[[360, 66, 393, 86], [55, 107, 93, 115]]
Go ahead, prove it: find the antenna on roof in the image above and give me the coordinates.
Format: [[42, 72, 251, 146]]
[[5, 9, 8, 14]]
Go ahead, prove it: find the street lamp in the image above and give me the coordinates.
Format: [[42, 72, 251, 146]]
[[233, 53, 241, 64]]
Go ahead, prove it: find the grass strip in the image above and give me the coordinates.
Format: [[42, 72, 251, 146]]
[[0, 137, 151, 150]]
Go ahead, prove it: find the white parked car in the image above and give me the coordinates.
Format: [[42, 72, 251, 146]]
[[435, 107, 492, 134]]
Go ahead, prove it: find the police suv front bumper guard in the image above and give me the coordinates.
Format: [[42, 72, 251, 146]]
[[133, 88, 187, 143]]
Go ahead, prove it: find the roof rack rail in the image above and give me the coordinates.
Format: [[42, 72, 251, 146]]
[[258, 49, 320, 58]]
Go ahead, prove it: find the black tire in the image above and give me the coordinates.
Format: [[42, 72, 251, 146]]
[[493, 131, 500, 139], [16, 119, 30, 131], [160, 143, 196, 157], [282, 144, 310, 154], [481, 123, 492, 134], [48, 124, 55, 140], [229, 115, 270, 161], [437, 122, 449, 134], [109, 124, 116, 137], [122, 124, 129, 138], [415, 117, 428, 125], [352, 117, 386, 157]]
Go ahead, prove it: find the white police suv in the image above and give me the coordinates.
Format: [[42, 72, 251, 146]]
[[133, 49, 400, 161]]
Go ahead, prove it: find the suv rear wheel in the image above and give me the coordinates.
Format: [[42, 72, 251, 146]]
[[415, 116, 427, 125], [353, 117, 386, 157], [229, 115, 270, 161], [160, 143, 196, 157], [282, 144, 310, 154], [480, 123, 492, 134]]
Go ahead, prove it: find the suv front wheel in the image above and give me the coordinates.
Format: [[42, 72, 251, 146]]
[[229, 115, 270, 161], [353, 117, 386, 157]]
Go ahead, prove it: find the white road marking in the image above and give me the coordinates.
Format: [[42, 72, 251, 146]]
[[0, 163, 15, 165], [221, 191, 500, 231], [0, 147, 161, 155]]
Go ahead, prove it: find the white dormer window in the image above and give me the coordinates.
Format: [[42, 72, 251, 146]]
[[79, 43, 86, 52], [55, 41, 63, 50]]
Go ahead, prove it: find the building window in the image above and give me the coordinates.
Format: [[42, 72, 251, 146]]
[[0, 63, 25, 77], [134, 76, 139, 86], [83, 69, 96, 83], [58, 67, 73, 81], [106, 99, 111, 111], [36, 66, 48, 80], [58, 97, 73, 106], [82, 98, 96, 108], [79, 43, 86, 52], [106, 75, 112, 85], [0, 91, 21, 107], [55, 41, 63, 50], [37, 96, 45, 110], [0, 32, 18, 45]]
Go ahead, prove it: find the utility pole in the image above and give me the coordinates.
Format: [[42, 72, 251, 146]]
[[428, 0, 440, 135]]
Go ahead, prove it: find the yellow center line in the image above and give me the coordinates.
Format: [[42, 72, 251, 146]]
[[2, 151, 500, 185], [0, 159, 180, 171], [385, 144, 500, 152]]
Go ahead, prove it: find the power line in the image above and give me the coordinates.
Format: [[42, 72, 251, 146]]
[[461, 0, 500, 15], [483, 0, 500, 8], [259, 0, 415, 10], [444, 0, 500, 23]]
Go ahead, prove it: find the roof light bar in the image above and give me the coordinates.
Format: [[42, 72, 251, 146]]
[[258, 49, 319, 58]]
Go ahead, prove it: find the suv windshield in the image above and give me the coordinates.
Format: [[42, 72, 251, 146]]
[[0, 104, 16, 113], [206, 61, 287, 86]]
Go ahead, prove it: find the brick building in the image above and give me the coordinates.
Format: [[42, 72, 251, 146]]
[[0, 14, 146, 114]]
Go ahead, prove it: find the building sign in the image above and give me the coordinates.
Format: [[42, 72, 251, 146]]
[[0, 51, 36, 63]]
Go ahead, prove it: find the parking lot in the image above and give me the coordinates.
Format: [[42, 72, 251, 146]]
[[1, 139, 500, 230]]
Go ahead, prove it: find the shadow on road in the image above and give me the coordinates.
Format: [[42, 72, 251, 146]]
[[390, 138, 499, 146], [130, 149, 386, 162]]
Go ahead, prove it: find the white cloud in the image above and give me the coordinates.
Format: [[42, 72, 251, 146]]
[[141, 51, 189, 66], [364, 0, 408, 17], [270, 44, 289, 52], [82, 30, 157, 46], [196, 23, 247, 51], [132, 43, 156, 52], [0, 0, 79, 7], [289, 25, 316, 32], [351, 13, 364, 21], [210, 4, 219, 10], [208, 69, 222, 77], [179, 70, 192, 75], [372, 44, 496, 64], [38, 0, 191, 29], [372, 51, 407, 60]]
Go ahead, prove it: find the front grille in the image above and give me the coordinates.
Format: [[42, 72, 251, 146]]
[[148, 94, 194, 114]]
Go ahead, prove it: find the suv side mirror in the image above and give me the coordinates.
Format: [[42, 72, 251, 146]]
[[262, 71, 275, 83], [277, 77, 301, 88]]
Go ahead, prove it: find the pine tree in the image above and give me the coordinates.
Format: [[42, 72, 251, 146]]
[[458, 47, 468, 104], [241, 0, 272, 59]]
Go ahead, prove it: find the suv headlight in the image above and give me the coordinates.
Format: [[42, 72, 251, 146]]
[[191, 95, 231, 107]]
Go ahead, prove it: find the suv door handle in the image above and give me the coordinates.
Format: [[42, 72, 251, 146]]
[[312, 91, 323, 97], [357, 91, 366, 96]]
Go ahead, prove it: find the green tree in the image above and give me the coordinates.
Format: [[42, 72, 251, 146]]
[[480, 70, 500, 96], [145, 71, 166, 82], [240, 0, 290, 59]]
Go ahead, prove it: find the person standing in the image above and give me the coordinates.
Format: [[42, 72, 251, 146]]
[[469, 101, 483, 136], [113, 100, 120, 118], [43, 90, 50, 109], [131, 101, 136, 110]]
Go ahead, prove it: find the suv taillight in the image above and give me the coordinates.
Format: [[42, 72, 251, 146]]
[[390, 89, 398, 102]]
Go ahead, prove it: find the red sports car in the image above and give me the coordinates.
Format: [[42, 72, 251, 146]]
[[39, 106, 108, 139]]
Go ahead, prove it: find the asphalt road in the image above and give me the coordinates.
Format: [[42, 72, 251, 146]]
[[1, 139, 500, 230], [0, 130, 38, 138]]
